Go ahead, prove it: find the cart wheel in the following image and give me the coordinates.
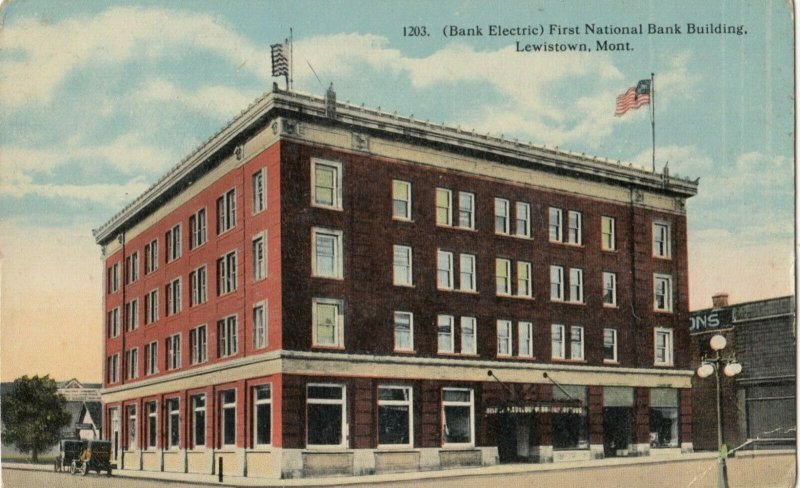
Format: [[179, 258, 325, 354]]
[[81, 462, 89, 476], [70, 461, 77, 475]]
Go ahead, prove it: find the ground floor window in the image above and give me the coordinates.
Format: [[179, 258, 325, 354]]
[[650, 388, 679, 448], [603, 387, 634, 457], [378, 386, 413, 447], [552, 385, 588, 450], [167, 398, 180, 448], [220, 390, 236, 446], [307, 384, 346, 447], [253, 385, 272, 446], [442, 388, 474, 446], [192, 395, 205, 449], [126, 405, 137, 450], [146, 401, 157, 449]]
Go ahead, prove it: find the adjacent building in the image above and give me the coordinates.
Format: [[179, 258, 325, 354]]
[[94, 86, 698, 479], [690, 294, 796, 451]]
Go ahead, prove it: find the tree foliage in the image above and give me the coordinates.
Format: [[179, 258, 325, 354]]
[[1, 375, 71, 462]]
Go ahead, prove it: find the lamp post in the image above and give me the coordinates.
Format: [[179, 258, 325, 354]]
[[696, 334, 742, 488]]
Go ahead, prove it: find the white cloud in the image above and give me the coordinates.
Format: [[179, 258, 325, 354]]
[[136, 79, 262, 120], [0, 6, 268, 108], [0, 176, 151, 206]]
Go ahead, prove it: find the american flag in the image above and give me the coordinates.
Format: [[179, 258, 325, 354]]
[[271, 43, 289, 77], [615, 79, 651, 117]]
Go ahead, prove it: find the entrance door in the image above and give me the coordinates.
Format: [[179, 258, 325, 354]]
[[492, 413, 537, 463], [110, 407, 120, 462], [603, 407, 634, 457]]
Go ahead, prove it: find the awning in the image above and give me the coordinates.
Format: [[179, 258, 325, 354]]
[[485, 401, 584, 415]]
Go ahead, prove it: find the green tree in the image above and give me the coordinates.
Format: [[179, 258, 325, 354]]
[[1, 375, 71, 462]]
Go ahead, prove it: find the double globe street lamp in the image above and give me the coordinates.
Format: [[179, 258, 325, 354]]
[[696, 334, 742, 488]]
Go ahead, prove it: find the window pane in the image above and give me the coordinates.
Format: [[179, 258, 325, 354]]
[[315, 303, 337, 345], [437, 316, 452, 352], [307, 403, 342, 445], [461, 317, 476, 354], [378, 404, 410, 445], [256, 403, 271, 445], [394, 313, 412, 350], [308, 385, 343, 399], [443, 405, 471, 443]]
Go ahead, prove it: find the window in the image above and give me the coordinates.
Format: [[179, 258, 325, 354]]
[[312, 159, 342, 209], [145, 239, 158, 274], [125, 348, 138, 379], [435, 188, 452, 226], [307, 384, 346, 447], [437, 250, 454, 290], [220, 390, 236, 446], [437, 314, 454, 353], [166, 224, 181, 262], [190, 266, 207, 306], [252, 169, 266, 214], [166, 334, 181, 370], [253, 302, 267, 349], [442, 388, 474, 446], [126, 405, 137, 450], [495, 258, 511, 295], [253, 385, 272, 446], [217, 316, 238, 357], [108, 263, 120, 293], [312, 227, 343, 279], [217, 188, 237, 234], [549, 208, 563, 242], [519, 322, 534, 357], [603, 329, 618, 363], [654, 274, 673, 312], [457, 192, 475, 229], [601, 216, 616, 251], [653, 221, 671, 258], [551, 324, 565, 359], [190, 208, 207, 249], [217, 251, 237, 295], [126, 252, 139, 283], [552, 385, 588, 450], [459, 254, 476, 292], [567, 211, 582, 245], [253, 233, 267, 281], [570, 326, 584, 360], [166, 278, 181, 316], [312, 298, 343, 348], [167, 398, 180, 449], [125, 299, 138, 331], [107, 354, 119, 383], [378, 386, 413, 447], [189, 325, 207, 365], [107, 307, 120, 338], [654, 328, 674, 366], [650, 389, 679, 447], [497, 320, 512, 356], [495, 198, 510, 234], [393, 311, 413, 352], [145, 289, 158, 324], [516, 202, 531, 237], [460, 317, 477, 355], [146, 401, 157, 449], [144, 341, 158, 375], [191, 395, 205, 449], [550, 266, 564, 301], [392, 180, 412, 220], [517, 261, 532, 297], [603, 272, 617, 306], [393, 245, 413, 286], [569, 268, 584, 303]]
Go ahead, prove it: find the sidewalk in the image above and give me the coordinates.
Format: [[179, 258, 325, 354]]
[[3, 450, 794, 487]]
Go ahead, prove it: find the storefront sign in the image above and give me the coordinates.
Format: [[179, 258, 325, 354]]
[[485, 403, 584, 415], [689, 308, 733, 333]]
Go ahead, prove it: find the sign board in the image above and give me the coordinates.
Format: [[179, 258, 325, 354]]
[[689, 308, 733, 333]]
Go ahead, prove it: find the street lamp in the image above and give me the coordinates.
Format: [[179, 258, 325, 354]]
[[696, 333, 742, 488]]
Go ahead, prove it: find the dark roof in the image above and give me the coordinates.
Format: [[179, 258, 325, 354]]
[[81, 401, 103, 425]]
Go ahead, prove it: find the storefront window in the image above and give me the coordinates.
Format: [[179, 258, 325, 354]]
[[307, 384, 346, 447], [442, 388, 474, 445], [378, 386, 413, 446], [552, 385, 588, 450], [649, 388, 679, 448]]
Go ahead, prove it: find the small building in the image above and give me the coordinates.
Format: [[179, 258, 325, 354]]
[[690, 294, 796, 451]]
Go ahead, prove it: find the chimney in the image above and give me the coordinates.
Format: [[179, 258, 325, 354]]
[[712, 292, 729, 309]]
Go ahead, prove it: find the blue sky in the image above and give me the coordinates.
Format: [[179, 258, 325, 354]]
[[0, 0, 793, 381]]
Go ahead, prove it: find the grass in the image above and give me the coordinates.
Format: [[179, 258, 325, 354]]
[[2, 454, 58, 465]]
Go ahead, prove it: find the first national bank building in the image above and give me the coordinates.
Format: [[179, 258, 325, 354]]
[[94, 86, 697, 479]]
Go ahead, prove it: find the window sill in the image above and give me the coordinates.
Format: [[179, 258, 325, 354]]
[[440, 445, 476, 450], [392, 217, 414, 223], [549, 241, 584, 248], [394, 283, 415, 288], [393, 349, 417, 355], [603, 360, 620, 365], [376, 445, 415, 451], [601, 248, 618, 253], [436, 224, 477, 233], [653, 309, 674, 314], [311, 345, 345, 351], [652, 254, 673, 260], [653, 363, 675, 368], [437, 352, 478, 358], [551, 358, 587, 364], [311, 275, 345, 281], [311, 203, 343, 212], [603, 304, 619, 309]]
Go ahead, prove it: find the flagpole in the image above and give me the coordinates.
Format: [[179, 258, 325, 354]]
[[651, 72, 655, 173], [289, 28, 293, 91]]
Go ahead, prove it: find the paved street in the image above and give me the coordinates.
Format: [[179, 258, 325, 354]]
[[2, 453, 795, 488]]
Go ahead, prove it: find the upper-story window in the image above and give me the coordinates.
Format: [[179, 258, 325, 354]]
[[190, 208, 207, 249], [653, 221, 672, 258], [392, 180, 412, 220], [311, 158, 342, 209], [126, 299, 138, 331], [189, 324, 207, 365], [217, 315, 238, 358], [437, 250, 454, 290], [144, 341, 158, 375], [312, 298, 344, 348], [495, 258, 511, 296], [217, 251, 237, 296], [253, 233, 267, 281], [457, 192, 475, 229], [570, 325, 585, 360], [190, 265, 207, 306], [126, 252, 139, 284], [569, 268, 584, 303], [437, 314, 454, 354], [654, 328, 674, 366], [435, 188, 452, 226], [603, 328, 618, 363], [567, 211, 582, 245], [654, 274, 673, 312], [107, 307, 120, 338], [518, 321, 534, 357], [107, 354, 119, 384], [393, 245, 413, 286], [253, 302, 267, 349], [552, 324, 583, 360], [459, 254, 476, 292], [312, 227, 343, 279], [252, 168, 266, 214], [496, 320, 512, 356], [603, 272, 617, 306], [548, 207, 563, 242], [601, 216, 616, 251], [217, 188, 236, 234], [145, 289, 158, 324], [108, 263, 120, 294], [516, 202, 531, 238], [517, 261, 532, 298], [166, 333, 181, 370], [495, 198, 510, 234], [145, 239, 158, 274], [166, 278, 181, 316], [393, 311, 413, 352], [166, 224, 181, 262], [550, 265, 564, 301]]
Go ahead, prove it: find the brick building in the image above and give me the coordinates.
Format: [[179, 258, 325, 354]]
[[690, 294, 795, 451], [93, 86, 698, 479]]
